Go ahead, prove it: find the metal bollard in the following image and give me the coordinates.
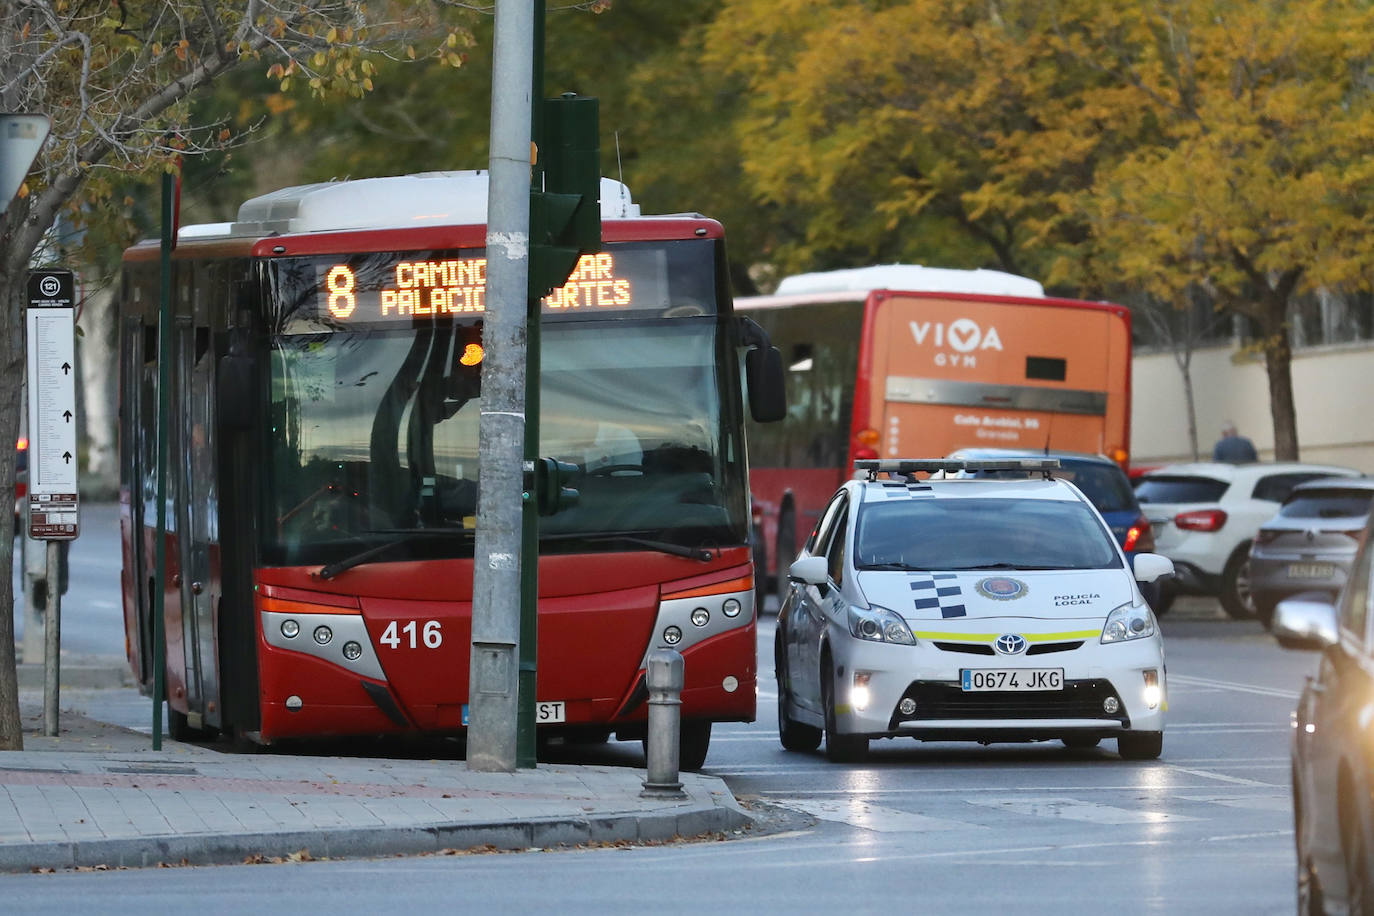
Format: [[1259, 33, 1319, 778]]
[[640, 648, 687, 799]]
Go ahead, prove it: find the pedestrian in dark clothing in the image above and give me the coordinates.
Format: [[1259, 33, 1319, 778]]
[[1212, 421, 1258, 463]]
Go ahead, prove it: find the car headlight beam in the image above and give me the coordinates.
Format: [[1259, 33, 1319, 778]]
[[1101, 602, 1156, 644], [848, 605, 916, 645]]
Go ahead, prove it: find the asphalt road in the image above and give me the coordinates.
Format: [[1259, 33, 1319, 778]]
[[1, 593, 1314, 914]]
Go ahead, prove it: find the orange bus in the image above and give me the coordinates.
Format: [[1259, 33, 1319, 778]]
[[737, 265, 1132, 602]]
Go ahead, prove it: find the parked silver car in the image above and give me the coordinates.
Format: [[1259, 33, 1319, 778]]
[[1249, 477, 1374, 628]]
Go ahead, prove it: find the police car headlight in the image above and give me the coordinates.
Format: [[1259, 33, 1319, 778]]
[[1101, 602, 1156, 644], [848, 605, 916, 645]]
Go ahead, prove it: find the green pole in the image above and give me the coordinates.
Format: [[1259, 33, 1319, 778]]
[[152, 170, 173, 749], [516, 0, 548, 769]]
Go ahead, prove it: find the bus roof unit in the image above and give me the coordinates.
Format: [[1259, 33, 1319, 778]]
[[773, 264, 1044, 299], [225, 170, 641, 238]]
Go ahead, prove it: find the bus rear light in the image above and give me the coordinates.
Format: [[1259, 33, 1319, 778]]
[[691, 607, 710, 627], [1123, 516, 1154, 552], [855, 428, 880, 459], [280, 619, 300, 639], [722, 598, 742, 618], [1175, 509, 1227, 532], [663, 625, 683, 645]]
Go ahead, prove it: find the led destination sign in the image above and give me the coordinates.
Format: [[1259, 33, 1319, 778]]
[[315, 250, 655, 325]]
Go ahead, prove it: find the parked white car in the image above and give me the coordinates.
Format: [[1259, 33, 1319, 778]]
[[1134, 462, 1361, 618]]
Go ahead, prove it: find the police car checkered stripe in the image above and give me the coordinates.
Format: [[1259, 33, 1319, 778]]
[[882, 483, 935, 498], [910, 574, 966, 618]]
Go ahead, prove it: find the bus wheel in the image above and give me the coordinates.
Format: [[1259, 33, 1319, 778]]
[[680, 721, 711, 771], [168, 707, 216, 743]]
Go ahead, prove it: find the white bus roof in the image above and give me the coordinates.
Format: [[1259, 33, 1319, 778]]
[[173, 171, 642, 241], [738, 264, 1044, 307]]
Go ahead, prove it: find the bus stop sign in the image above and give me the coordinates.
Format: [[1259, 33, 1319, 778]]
[[25, 269, 79, 540]]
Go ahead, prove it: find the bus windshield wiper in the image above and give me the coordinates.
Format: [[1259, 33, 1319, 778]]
[[317, 528, 474, 580], [543, 531, 714, 562]]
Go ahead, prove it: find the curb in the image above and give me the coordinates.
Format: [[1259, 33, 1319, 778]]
[[0, 803, 751, 872]]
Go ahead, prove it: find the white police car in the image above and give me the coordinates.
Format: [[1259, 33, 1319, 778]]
[[774, 458, 1173, 762]]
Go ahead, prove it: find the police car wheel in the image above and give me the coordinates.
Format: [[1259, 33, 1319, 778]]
[[1117, 731, 1163, 760], [776, 641, 822, 752], [1061, 735, 1101, 749]]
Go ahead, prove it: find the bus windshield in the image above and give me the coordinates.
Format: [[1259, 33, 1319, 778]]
[[264, 317, 746, 566]]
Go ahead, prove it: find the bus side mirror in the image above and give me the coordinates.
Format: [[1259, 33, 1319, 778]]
[[746, 345, 786, 423], [218, 354, 257, 431]]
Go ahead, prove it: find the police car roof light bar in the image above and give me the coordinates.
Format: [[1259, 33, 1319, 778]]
[[854, 457, 1061, 481]]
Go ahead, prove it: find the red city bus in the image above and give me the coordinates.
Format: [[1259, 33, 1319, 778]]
[[737, 265, 1132, 602], [118, 171, 782, 768]]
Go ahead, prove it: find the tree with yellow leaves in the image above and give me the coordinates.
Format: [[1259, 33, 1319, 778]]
[[0, 1, 476, 750], [1065, 0, 1374, 462]]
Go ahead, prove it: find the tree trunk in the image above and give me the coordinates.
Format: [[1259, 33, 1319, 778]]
[[1180, 360, 1200, 461], [0, 212, 27, 749], [1265, 328, 1299, 461]]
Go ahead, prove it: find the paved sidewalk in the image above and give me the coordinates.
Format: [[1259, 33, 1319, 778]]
[[0, 689, 749, 872]]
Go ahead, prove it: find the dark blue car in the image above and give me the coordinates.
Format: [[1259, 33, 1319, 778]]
[[947, 448, 1157, 565]]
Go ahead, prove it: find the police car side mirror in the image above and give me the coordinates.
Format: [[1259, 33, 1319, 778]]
[[1132, 553, 1174, 584], [789, 556, 828, 587]]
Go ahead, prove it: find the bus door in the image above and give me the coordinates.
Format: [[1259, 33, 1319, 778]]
[[120, 316, 155, 685], [172, 315, 221, 729], [184, 323, 221, 728], [869, 295, 1113, 457]]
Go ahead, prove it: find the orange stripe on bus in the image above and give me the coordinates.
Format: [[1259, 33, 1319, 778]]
[[662, 576, 753, 601], [260, 596, 361, 616]]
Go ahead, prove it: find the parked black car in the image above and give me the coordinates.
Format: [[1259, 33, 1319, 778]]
[[1274, 508, 1374, 913]]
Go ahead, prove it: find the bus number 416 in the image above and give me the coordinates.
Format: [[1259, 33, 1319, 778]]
[[380, 620, 443, 649]]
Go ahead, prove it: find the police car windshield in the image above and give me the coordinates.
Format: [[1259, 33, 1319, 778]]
[[854, 497, 1122, 571]]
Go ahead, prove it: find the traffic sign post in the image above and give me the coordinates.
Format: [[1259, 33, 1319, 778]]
[[25, 268, 79, 736]]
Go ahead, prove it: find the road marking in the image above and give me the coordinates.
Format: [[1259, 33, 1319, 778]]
[[965, 795, 1198, 824], [1178, 794, 1292, 812], [1166, 765, 1280, 788], [769, 797, 977, 832], [1168, 674, 1300, 699]]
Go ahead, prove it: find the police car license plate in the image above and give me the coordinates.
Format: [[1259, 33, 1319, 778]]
[[1288, 563, 1335, 579], [961, 669, 1064, 691]]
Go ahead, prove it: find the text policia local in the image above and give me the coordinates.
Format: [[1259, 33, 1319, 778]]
[[324, 253, 632, 321]]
